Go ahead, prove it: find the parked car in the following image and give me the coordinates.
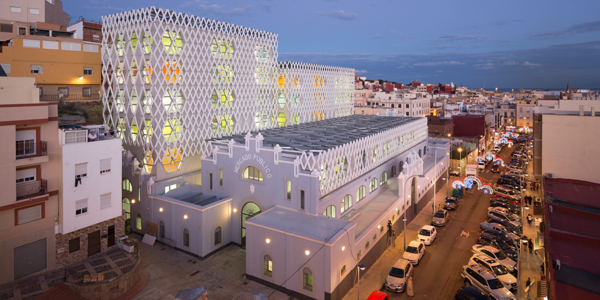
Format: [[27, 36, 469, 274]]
[[455, 286, 491, 300], [494, 187, 518, 196], [367, 291, 391, 300], [403, 240, 425, 265], [482, 229, 519, 251], [496, 178, 522, 189], [480, 222, 514, 237], [469, 254, 517, 293], [488, 218, 522, 236], [505, 170, 523, 176], [385, 258, 413, 292], [461, 264, 516, 300], [478, 161, 486, 170], [472, 244, 518, 275], [491, 164, 500, 173], [476, 233, 519, 262], [488, 207, 522, 226], [493, 192, 520, 202], [418, 225, 437, 245], [490, 196, 521, 207], [432, 209, 449, 226], [445, 198, 459, 210], [450, 169, 461, 176], [489, 202, 521, 215]]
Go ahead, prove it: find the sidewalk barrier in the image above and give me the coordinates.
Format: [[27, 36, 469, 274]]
[[407, 277, 414, 296]]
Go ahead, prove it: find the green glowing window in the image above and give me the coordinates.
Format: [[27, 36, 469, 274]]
[[131, 32, 137, 51], [142, 120, 152, 143], [130, 90, 138, 114], [162, 31, 183, 55], [143, 31, 153, 54], [255, 112, 269, 129], [131, 119, 138, 141], [116, 33, 125, 56], [163, 119, 182, 143], [277, 93, 286, 109], [211, 90, 234, 109]]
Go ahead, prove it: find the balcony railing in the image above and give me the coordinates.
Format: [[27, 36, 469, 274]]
[[16, 179, 48, 200], [16, 141, 47, 158], [40, 93, 100, 102]]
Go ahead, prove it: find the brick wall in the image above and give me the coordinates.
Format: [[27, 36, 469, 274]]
[[55, 214, 125, 267], [83, 26, 102, 43]]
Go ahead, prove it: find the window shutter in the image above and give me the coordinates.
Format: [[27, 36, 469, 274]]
[[100, 193, 111, 209], [75, 163, 87, 177], [18, 205, 42, 225], [100, 159, 111, 171], [76, 199, 87, 210]]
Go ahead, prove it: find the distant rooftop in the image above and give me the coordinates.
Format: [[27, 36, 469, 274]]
[[211, 115, 421, 152], [246, 206, 354, 243]]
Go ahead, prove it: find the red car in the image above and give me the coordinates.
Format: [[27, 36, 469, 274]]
[[367, 291, 391, 300], [491, 195, 520, 206]]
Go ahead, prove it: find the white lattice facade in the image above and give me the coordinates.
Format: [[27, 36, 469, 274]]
[[101, 7, 354, 177]]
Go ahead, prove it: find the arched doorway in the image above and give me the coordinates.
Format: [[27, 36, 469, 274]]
[[122, 198, 131, 233], [411, 177, 417, 216], [391, 165, 396, 177], [241, 202, 261, 249]]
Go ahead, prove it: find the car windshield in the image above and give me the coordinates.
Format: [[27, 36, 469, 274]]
[[492, 264, 509, 275], [446, 199, 456, 203], [406, 246, 418, 254], [487, 279, 504, 289], [434, 212, 445, 218], [419, 229, 430, 236], [494, 250, 507, 260], [507, 214, 518, 221], [389, 267, 404, 278]]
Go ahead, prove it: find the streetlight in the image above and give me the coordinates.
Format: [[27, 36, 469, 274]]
[[357, 264, 366, 300], [404, 174, 425, 250], [458, 148, 463, 175]]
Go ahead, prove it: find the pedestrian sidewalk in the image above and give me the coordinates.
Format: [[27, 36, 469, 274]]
[[342, 182, 450, 300], [517, 150, 544, 300]]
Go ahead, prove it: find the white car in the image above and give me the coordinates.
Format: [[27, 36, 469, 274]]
[[417, 225, 437, 245], [472, 244, 517, 274], [403, 240, 425, 265], [487, 207, 522, 227], [469, 254, 518, 293], [385, 258, 413, 292]]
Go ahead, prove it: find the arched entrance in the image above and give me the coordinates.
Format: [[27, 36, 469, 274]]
[[123, 198, 131, 233], [411, 177, 417, 216], [241, 202, 261, 249], [391, 165, 396, 177]]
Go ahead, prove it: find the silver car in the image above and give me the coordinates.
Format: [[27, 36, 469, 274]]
[[385, 258, 413, 292], [461, 264, 515, 300], [472, 244, 517, 274], [432, 209, 449, 226]]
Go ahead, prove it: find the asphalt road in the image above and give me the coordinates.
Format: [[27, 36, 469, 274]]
[[380, 146, 515, 300]]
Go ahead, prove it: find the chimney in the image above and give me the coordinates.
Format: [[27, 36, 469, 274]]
[[579, 105, 584, 116], [592, 107, 596, 117]]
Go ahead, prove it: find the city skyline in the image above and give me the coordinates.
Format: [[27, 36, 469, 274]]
[[62, 0, 600, 89]]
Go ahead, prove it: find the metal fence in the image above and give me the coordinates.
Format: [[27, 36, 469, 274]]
[[40, 93, 101, 101], [16, 179, 48, 199], [16, 141, 47, 157]]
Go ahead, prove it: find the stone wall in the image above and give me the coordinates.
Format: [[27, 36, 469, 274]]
[[58, 100, 105, 126], [55, 215, 125, 267]]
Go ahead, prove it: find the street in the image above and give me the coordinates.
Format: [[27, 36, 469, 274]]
[[344, 146, 515, 300]]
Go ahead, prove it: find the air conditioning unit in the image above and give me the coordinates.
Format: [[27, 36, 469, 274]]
[[547, 173, 555, 178]]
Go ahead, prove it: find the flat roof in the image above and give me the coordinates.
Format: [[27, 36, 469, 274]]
[[211, 115, 421, 152], [245, 206, 353, 243], [544, 178, 600, 209]]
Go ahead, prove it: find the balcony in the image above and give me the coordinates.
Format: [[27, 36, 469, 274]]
[[40, 93, 100, 102], [16, 141, 47, 158], [17, 179, 48, 200]]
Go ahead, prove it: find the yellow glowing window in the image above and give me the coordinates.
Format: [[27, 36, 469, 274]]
[[162, 148, 183, 173], [163, 119, 182, 143], [116, 117, 125, 138], [116, 62, 124, 84], [162, 31, 183, 55], [163, 90, 184, 113], [143, 151, 154, 174], [143, 31, 153, 54], [292, 113, 300, 124], [373, 147, 377, 162], [278, 75, 285, 90], [130, 90, 138, 114], [211, 90, 234, 109], [130, 61, 138, 84], [115, 89, 125, 112], [131, 32, 138, 51], [162, 61, 182, 84], [278, 113, 286, 127], [131, 119, 138, 141], [313, 110, 323, 121], [211, 39, 234, 59], [243, 166, 263, 181], [212, 65, 233, 84], [116, 33, 125, 56], [142, 120, 153, 143], [255, 67, 269, 85]]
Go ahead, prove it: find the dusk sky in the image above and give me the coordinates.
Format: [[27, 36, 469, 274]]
[[63, 0, 600, 89]]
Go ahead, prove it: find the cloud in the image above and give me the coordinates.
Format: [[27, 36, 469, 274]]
[[474, 63, 495, 69], [389, 30, 412, 40], [81, 5, 126, 11], [413, 61, 466, 67], [436, 70, 443, 73], [370, 34, 383, 39], [187, 2, 253, 16], [504, 60, 519, 66], [436, 34, 489, 42], [522, 61, 543, 67], [315, 10, 358, 21], [355, 70, 369, 74], [530, 20, 600, 40]]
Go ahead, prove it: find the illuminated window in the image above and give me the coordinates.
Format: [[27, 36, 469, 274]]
[[291, 75, 299, 89], [143, 61, 153, 84], [313, 76, 324, 88], [334, 157, 348, 181], [254, 67, 269, 85], [143, 30, 153, 54], [243, 166, 263, 181], [130, 32, 138, 51], [116, 117, 125, 138], [211, 39, 234, 59], [131, 119, 138, 141], [323, 205, 336, 218], [255, 46, 269, 63], [312, 110, 323, 121], [341, 195, 352, 213], [211, 114, 235, 134], [277, 113, 286, 127], [162, 61, 182, 84], [116, 33, 125, 56], [142, 90, 152, 114], [264, 255, 273, 276], [255, 112, 269, 128], [291, 94, 300, 108], [291, 113, 300, 125], [370, 178, 378, 192], [116, 62, 124, 84], [115, 89, 125, 112], [131, 61, 139, 82], [212, 65, 233, 84], [357, 185, 366, 202], [303, 269, 313, 291], [163, 119, 182, 143], [130, 90, 138, 114], [162, 148, 183, 173], [163, 90, 184, 113], [373, 147, 377, 162], [319, 163, 328, 191], [277, 93, 286, 109], [142, 120, 153, 143], [381, 172, 388, 185], [278, 75, 285, 90], [122, 179, 132, 192], [211, 90, 235, 109], [143, 151, 154, 174], [162, 31, 183, 55]]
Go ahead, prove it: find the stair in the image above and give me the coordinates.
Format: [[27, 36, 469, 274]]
[[114, 271, 149, 300], [36, 283, 85, 300]]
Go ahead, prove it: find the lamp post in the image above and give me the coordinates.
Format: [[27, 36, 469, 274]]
[[357, 264, 366, 300], [404, 174, 425, 250], [458, 148, 463, 175]]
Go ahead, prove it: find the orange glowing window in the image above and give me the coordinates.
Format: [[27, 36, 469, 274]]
[[278, 75, 285, 90], [162, 61, 181, 84], [162, 148, 183, 173]]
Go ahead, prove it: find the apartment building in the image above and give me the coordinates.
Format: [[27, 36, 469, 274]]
[[515, 99, 536, 128], [0, 0, 102, 101], [0, 77, 59, 284]]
